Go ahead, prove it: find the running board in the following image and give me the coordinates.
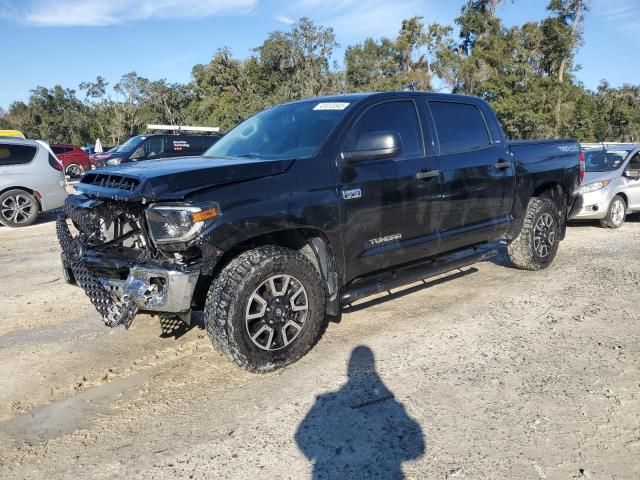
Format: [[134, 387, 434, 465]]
[[340, 245, 499, 306]]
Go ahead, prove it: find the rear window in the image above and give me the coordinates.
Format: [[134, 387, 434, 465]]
[[0, 144, 37, 166], [429, 101, 491, 154]]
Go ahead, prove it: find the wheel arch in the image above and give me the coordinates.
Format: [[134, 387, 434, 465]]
[[532, 182, 568, 239], [532, 182, 566, 212], [199, 228, 341, 315], [614, 191, 628, 208]]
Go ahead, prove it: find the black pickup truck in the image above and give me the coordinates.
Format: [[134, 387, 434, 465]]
[[58, 92, 584, 372]]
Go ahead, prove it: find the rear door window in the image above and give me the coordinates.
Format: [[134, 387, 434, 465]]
[[429, 101, 491, 155], [0, 144, 38, 166], [51, 146, 66, 155]]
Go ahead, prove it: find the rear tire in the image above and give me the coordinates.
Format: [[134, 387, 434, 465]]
[[600, 195, 626, 229], [508, 197, 560, 271], [65, 163, 85, 178], [204, 246, 327, 372], [0, 189, 40, 227]]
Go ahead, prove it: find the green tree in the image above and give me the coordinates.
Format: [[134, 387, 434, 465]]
[[345, 17, 451, 92], [5, 85, 89, 143], [254, 17, 339, 101]]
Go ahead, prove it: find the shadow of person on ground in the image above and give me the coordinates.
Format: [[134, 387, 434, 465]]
[[295, 346, 425, 479]]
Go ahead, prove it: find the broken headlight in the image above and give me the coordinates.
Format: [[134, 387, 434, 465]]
[[145, 202, 219, 245]]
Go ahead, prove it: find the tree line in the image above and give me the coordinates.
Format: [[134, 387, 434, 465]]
[[2, 0, 639, 146]]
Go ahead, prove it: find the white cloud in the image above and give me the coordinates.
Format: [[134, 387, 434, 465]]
[[274, 14, 295, 25], [273, 0, 442, 40], [592, 0, 640, 35], [7, 0, 257, 27]]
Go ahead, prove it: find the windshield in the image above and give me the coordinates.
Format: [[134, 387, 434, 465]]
[[205, 101, 351, 160], [584, 149, 631, 172], [114, 135, 146, 154]]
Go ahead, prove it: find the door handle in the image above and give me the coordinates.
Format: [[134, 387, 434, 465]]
[[495, 160, 511, 169], [416, 169, 440, 180]]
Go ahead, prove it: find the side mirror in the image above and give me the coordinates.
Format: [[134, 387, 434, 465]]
[[624, 168, 640, 180], [342, 131, 403, 163]]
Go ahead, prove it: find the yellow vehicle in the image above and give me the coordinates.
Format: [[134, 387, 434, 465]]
[[0, 130, 26, 139]]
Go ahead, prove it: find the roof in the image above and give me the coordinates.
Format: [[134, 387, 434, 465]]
[[582, 143, 640, 152], [284, 91, 484, 106], [0, 130, 26, 139], [0, 136, 42, 147]]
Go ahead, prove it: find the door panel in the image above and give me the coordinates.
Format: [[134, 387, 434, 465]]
[[436, 145, 514, 251], [339, 100, 442, 282], [428, 101, 514, 253]]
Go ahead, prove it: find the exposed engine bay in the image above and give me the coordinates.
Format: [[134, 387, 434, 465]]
[[57, 195, 200, 328]]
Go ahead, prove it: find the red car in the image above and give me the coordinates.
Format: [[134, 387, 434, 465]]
[[50, 144, 91, 178]]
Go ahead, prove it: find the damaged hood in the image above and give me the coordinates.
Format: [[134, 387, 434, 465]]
[[76, 156, 294, 201]]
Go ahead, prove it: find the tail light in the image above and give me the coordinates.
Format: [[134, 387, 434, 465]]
[[578, 150, 585, 184], [48, 153, 63, 172]]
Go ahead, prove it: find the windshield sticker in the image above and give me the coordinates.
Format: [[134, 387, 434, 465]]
[[314, 102, 350, 111]]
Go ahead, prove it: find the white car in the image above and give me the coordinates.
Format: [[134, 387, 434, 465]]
[[573, 145, 640, 228], [0, 137, 68, 227]]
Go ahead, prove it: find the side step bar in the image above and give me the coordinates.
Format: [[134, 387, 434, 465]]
[[340, 245, 499, 306]]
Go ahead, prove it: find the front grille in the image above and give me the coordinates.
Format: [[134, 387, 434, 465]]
[[81, 173, 140, 192]]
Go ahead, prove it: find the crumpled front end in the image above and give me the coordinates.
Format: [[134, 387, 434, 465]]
[[57, 194, 201, 328]]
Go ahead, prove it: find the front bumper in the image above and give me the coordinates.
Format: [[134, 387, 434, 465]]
[[119, 265, 198, 313], [63, 257, 199, 314], [58, 196, 206, 328], [571, 187, 614, 220]]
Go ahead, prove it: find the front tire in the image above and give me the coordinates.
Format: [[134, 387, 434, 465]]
[[0, 189, 40, 227], [508, 197, 560, 271], [600, 195, 626, 229], [205, 246, 327, 372]]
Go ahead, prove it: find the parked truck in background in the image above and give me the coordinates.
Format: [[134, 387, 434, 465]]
[[58, 92, 583, 371]]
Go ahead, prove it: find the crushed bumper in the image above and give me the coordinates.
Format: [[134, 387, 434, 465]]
[[57, 196, 201, 328], [63, 260, 199, 314], [117, 266, 198, 313]]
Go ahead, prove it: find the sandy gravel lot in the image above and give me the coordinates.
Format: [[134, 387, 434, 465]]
[[0, 213, 639, 479]]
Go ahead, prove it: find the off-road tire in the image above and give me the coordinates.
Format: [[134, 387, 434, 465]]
[[599, 195, 626, 229], [204, 246, 327, 372], [0, 189, 40, 227], [508, 197, 560, 271]]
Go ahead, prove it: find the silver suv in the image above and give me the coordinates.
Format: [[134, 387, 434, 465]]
[[573, 144, 640, 228], [0, 137, 68, 227]]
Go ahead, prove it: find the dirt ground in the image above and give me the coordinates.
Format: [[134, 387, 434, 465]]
[[0, 213, 639, 479]]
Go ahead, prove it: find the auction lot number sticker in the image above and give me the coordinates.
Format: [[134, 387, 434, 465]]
[[314, 102, 350, 110]]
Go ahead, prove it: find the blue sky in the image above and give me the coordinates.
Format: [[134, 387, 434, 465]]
[[0, 0, 638, 109]]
